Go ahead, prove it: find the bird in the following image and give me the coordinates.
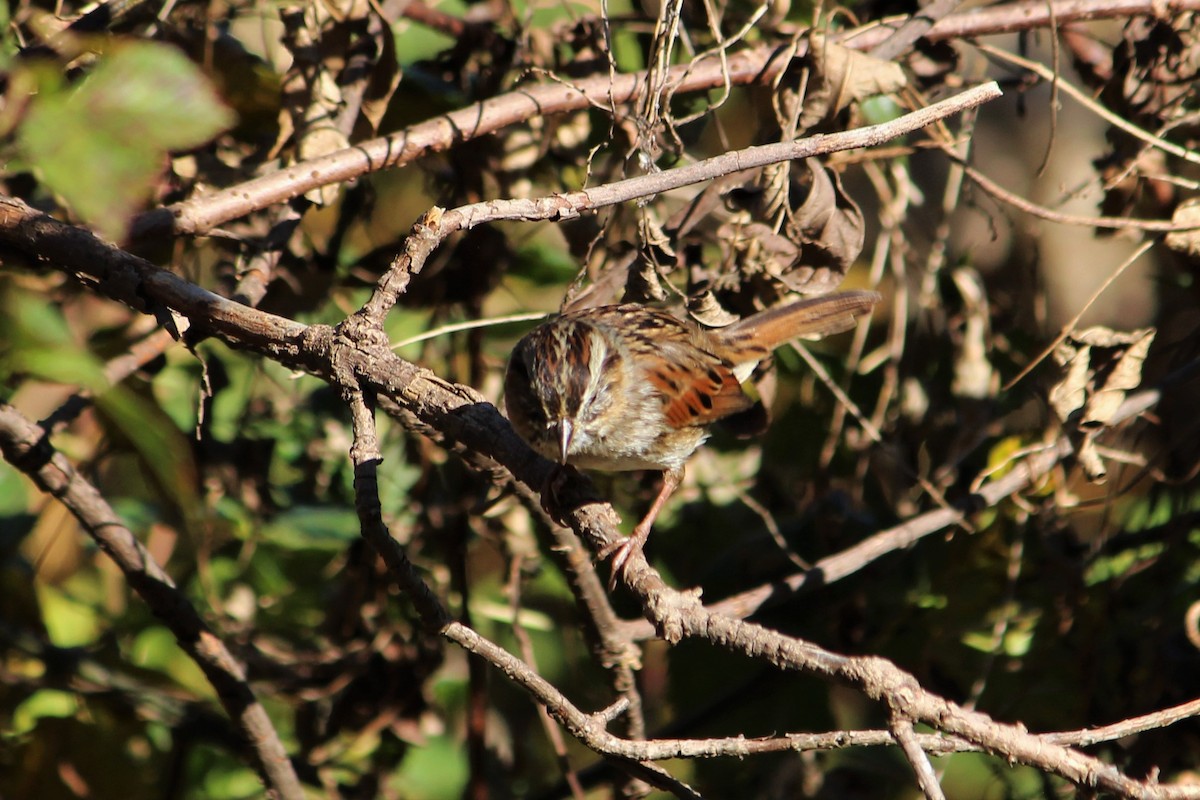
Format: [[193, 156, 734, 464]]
[[503, 290, 880, 584]]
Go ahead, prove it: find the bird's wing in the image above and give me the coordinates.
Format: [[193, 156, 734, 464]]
[[624, 307, 756, 429]]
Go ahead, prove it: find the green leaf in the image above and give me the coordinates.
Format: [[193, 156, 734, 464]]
[[0, 466, 31, 516], [1003, 628, 1034, 658], [3, 290, 73, 346], [260, 506, 361, 551], [0, 2, 16, 70], [38, 583, 101, 647], [12, 689, 80, 735], [95, 385, 200, 523], [961, 630, 997, 654], [150, 350, 203, 435], [10, 345, 108, 391], [391, 735, 468, 799], [130, 625, 212, 697], [0, 288, 107, 391], [513, 240, 579, 286], [1085, 542, 1166, 586], [18, 41, 234, 241], [200, 762, 263, 799]]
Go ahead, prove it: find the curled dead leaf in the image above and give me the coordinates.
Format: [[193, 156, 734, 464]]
[[709, 159, 865, 311], [782, 158, 866, 294], [686, 290, 741, 328], [621, 214, 673, 303], [624, 258, 669, 304], [1164, 198, 1200, 256], [1049, 326, 1156, 482], [800, 33, 908, 129], [717, 220, 800, 279]]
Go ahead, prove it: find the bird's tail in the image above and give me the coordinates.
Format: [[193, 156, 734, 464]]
[[721, 290, 881, 360]]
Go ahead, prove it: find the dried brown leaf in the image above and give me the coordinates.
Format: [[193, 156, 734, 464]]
[[781, 158, 866, 293], [1110, 13, 1200, 125], [800, 33, 908, 129], [686, 290, 741, 328], [1164, 198, 1200, 256], [359, 15, 402, 134], [1049, 326, 1156, 481]]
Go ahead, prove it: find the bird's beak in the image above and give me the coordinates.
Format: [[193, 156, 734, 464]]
[[557, 419, 574, 464]]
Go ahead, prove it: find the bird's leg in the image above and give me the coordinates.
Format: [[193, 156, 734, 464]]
[[599, 467, 683, 589]]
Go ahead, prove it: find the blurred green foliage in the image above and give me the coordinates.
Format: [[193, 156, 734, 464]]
[[17, 41, 233, 242]]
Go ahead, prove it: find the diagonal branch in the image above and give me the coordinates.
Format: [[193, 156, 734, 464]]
[[357, 82, 1001, 320], [890, 714, 947, 800], [0, 404, 304, 800]]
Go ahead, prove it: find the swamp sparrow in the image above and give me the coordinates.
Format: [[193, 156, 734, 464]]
[[504, 290, 880, 583]]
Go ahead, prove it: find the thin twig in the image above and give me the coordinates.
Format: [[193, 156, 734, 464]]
[[125, 1, 1200, 239], [963, 530, 1027, 711], [1003, 237, 1157, 390], [977, 41, 1200, 167], [357, 83, 1001, 318], [791, 340, 884, 444], [507, 557, 589, 800], [391, 311, 549, 349], [868, 0, 966, 62], [843, 0, 1200, 49], [339, 386, 697, 798], [1042, 696, 1200, 748], [795, 333, 960, 525], [890, 715, 948, 800], [955, 157, 1198, 232], [451, 84, 1002, 229]]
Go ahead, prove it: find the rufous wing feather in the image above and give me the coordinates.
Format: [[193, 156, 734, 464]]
[[646, 350, 755, 429]]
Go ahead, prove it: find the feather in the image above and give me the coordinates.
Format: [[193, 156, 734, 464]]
[[719, 290, 881, 365]]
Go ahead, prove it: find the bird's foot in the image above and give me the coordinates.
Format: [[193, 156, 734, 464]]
[[598, 523, 651, 590]]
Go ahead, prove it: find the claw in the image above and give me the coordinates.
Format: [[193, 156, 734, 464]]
[[599, 524, 651, 590]]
